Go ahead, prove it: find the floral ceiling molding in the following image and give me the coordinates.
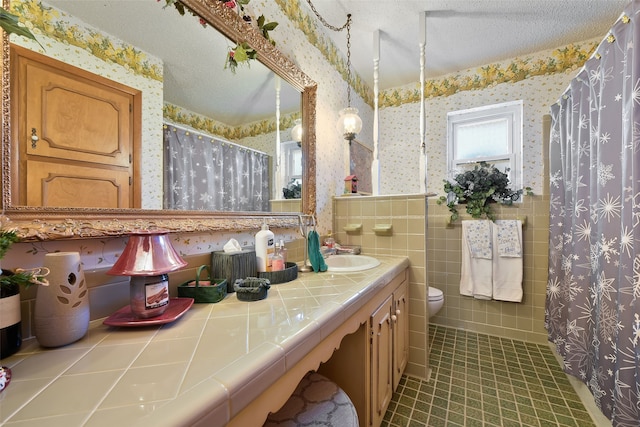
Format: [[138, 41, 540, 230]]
[[378, 42, 598, 108], [163, 103, 301, 140], [11, 0, 163, 82]]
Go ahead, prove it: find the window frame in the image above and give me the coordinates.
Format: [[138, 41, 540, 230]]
[[447, 100, 523, 191]]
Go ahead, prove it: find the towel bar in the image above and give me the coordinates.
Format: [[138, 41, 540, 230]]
[[445, 216, 527, 227]]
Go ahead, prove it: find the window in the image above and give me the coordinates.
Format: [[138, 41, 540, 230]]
[[447, 100, 523, 190]]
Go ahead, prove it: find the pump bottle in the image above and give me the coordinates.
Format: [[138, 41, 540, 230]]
[[255, 223, 275, 272]]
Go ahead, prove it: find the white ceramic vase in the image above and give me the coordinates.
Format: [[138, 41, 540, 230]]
[[34, 252, 89, 347]]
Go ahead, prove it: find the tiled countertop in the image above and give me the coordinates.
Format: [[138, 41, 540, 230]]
[[0, 255, 409, 426]]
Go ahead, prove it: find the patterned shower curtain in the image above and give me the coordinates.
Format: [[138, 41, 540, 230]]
[[547, 2, 640, 426], [163, 124, 270, 212]]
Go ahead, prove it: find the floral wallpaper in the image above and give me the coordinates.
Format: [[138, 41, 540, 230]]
[[376, 41, 598, 197], [10, 0, 163, 80]]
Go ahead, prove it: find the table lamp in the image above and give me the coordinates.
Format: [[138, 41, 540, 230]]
[[107, 231, 187, 318]]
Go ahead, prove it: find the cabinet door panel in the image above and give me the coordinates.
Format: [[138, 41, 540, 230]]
[[22, 58, 132, 167], [370, 295, 393, 427], [393, 281, 409, 390], [26, 160, 130, 208]]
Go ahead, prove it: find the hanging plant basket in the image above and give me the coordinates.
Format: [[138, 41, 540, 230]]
[[436, 161, 532, 222]]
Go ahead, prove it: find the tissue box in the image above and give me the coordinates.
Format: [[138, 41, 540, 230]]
[[211, 250, 256, 293]]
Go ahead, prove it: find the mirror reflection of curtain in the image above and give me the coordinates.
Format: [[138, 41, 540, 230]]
[[547, 3, 640, 425], [163, 124, 270, 211]]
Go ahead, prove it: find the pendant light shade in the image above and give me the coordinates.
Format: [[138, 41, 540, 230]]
[[337, 107, 362, 142], [291, 119, 303, 142], [303, 4, 360, 143]]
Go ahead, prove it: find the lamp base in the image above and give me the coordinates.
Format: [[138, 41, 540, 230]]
[[130, 274, 170, 319]]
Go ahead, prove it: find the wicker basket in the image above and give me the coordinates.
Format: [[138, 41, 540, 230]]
[[257, 262, 298, 284], [234, 277, 270, 301], [178, 265, 227, 303]]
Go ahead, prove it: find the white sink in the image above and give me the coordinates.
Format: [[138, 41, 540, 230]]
[[325, 255, 380, 272]]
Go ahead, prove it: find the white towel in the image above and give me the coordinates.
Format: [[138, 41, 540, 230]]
[[460, 220, 493, 300], [495, 220, 521, 257], [492, 220, 523, 302], [465, 220, 493, 259]]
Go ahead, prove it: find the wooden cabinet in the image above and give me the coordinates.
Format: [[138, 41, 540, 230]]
[[370, 295, 393, 427], [393, 280, 409, 391], [318, 269, 409, 427], [11, 45, 141, 208]]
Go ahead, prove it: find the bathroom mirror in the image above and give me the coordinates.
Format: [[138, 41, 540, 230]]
[[0, 0, 317, 240]]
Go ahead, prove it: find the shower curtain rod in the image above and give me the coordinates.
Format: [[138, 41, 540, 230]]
[[556, 8, 631, 103], [163, 121, 269, 156]]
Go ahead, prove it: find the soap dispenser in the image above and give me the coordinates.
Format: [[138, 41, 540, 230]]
[[255, 223, 275, 272]]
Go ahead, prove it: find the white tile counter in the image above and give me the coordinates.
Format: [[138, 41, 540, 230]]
[[0, 256, 409, 427]]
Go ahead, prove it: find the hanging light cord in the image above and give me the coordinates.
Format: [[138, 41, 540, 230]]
[[304, 1, 353, 107]]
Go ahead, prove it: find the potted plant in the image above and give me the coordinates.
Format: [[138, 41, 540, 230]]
[[0, 230, 48, 359], [437, 161, 532, 222]]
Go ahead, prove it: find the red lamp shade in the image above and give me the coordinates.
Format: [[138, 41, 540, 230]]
[[107, 231, 187, 276]]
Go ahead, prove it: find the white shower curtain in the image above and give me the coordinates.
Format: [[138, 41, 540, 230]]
[[163, 124, 270, 212], [547, 2, 640, 425]]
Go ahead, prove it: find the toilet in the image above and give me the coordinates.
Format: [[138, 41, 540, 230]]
[[428, 287, 444, 317]]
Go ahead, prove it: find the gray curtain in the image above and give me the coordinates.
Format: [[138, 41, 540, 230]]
[[547, 2, 640, 426], [163, 124, 270, 211]]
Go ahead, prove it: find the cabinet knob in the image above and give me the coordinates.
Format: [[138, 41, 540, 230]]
[[31, 128, 39, 148], [391, 314, 397, 322], [396, 309, 401, 316]]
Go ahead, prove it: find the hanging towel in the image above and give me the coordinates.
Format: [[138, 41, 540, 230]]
[[460, 220, 493, 300], [307, 230, 327, 272], [464, 220, 493, 259], [492, 220, 523, 302], [495, 220, 522, 257]]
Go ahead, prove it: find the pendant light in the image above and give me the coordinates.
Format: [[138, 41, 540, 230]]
[[336, 14, 362, 143], [305, 2, 361, 143]]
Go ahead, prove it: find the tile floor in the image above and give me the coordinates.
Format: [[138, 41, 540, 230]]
[[382, 324, 597, 427]]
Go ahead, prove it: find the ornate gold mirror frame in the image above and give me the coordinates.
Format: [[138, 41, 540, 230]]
[[0, 0, 317, 241]]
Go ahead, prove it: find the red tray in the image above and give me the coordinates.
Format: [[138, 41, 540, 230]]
[[103, 297, 194, 327]]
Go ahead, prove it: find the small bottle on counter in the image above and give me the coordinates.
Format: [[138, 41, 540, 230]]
[[324, 231, 335, 249], [324, 231, 336, 256], [279, 240, 288, 264], [271, 243, 285, 271]]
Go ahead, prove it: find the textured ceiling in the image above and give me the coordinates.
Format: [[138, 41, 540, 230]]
[[307, 0, 630, 90], [45, 0, 630, 125]]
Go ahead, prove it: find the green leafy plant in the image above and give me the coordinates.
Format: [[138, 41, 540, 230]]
[[225, 10, 278, 73], [0, 6, 43, 49], [436, 161, 533, 222], [0, 231, 48, 289], [282, 179, 301, 199], [162, 0, 278, 74]]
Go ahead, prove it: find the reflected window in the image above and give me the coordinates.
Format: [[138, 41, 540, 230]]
[[282, 140, 302, 186]]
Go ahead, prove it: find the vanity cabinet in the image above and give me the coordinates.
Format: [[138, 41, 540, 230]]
[[318, 269, 409, 427]]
